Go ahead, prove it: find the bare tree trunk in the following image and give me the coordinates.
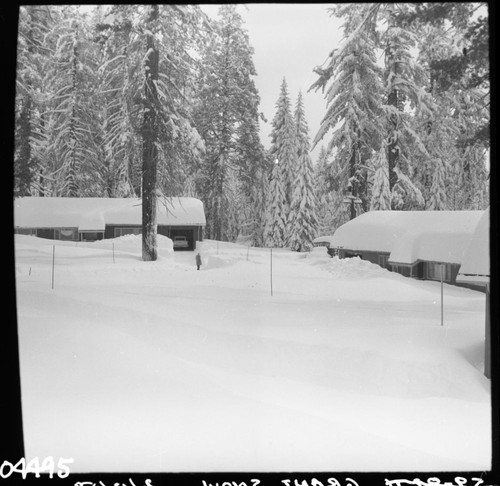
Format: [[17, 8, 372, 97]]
[[141, 5, 159, 261]]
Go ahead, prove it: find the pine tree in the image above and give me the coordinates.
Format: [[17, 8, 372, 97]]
[[314, 147, 350, 235], [154, 6, 207, 200], [288, 92, 318, 252], [55, 15, 101, 196], [269, 78, 298, 220], [140, 5, 207, 260], [264, 160, 287, 247], [309, 4, 384, 216], [401, 3, 489, 211], [93, 5, 142, 197], [194, 5, 261, 241], [381, 4, 431, 209], [235, 116, 269, 246], [314, 147, 336, 236], [369, 147, 391, 210], [427, 156, 447, 210], [456, 145, 489, 210], [15, 6, 85, 197], [329, 155, 351, 230], [15, 6, 59, 197], [224, 169, 243, 242], [15, 7, 36, 196], [252, 164, 271, 247]]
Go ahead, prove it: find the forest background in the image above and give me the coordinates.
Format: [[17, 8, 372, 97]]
[[13, 3, 490, 259]]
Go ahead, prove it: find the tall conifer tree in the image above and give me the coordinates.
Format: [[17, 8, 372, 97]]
[[269, 78, 298, 220], [288, 92, 318, 251], [235, 116, 269, 246], [194, 5, 261, 241], [309, 4, 384, 215]]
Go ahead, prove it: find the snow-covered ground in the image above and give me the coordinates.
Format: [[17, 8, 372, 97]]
[[14, 235, 491, 472]]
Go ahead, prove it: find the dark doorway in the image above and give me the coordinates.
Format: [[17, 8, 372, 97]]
[[170, 229, 194, 251]]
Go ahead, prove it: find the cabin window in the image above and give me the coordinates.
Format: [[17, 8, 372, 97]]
[[55, 228, 78, 241], [15, 228, 37, 236], [114, 227, 141, 237], [80, 231, 104, 241]]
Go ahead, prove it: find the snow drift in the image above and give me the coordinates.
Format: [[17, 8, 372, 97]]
[[14, 235, 491, 473]]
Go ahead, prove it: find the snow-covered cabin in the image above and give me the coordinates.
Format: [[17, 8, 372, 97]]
[[14, 197, 206, 251], [325, 210, 486, 286]]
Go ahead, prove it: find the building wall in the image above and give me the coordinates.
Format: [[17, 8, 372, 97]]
[[16, 225, 204, 249], [389, 263, 412, 278], [104, 225, 203, 250], [36, 228, 55, 240], [422, 262, 461, 284], [337, 249, 479, 290]]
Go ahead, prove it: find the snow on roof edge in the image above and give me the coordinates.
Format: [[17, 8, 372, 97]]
[[14, 196, 206, 229], [326, 210, 485, 265]]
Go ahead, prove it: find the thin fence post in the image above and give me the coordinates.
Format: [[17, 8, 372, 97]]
[[270, 247, 273, 297], [113, 242, 115, 264], [51, 245, 55, 290], [247, 245, 250, 261], [440, 265, 444, 327]]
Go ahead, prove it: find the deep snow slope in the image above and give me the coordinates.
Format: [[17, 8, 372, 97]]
[[14, 236, 491, 472]]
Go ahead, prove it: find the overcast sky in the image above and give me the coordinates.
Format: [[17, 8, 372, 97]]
[[201, 3, 343, 161]]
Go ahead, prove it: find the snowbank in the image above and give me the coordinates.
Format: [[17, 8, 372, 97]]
[[15, 233, 174, 253], [307, 246, 330, 259], [195, 239, 265, 268], [14, 235, 490, 472], [93, 233, 174, 253], [14, 234, 174, 268], [323, 255, 390, 279]]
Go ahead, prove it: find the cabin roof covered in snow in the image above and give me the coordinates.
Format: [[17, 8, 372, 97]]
[[327, 210, 485, 265], [456, 208, 489, 285], [14, 197, 206, 231]]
